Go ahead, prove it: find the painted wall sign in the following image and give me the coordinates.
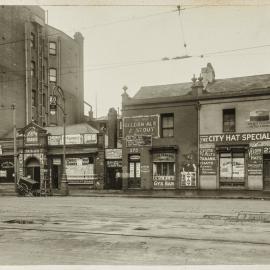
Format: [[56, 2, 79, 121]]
[[25, 127, 38, 144], [0, 170, 7, 177], [53, 158, 61, 165], [153, 176, 175, 189], [200, 132, 270, 144], [106, 160, 122, 168], [247, 147, 263, 175], [48, 133, 97, 146], [123, 115, 159, 137], [199, 148, 217, 175], [152, 153, 175, 162], [105, 149, 122, 159], [246, 109, 270, 128], [126, 135, 152, 147]]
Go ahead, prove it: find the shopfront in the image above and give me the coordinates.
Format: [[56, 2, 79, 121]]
[[199, 132, 270, 190], [152, 152, 175, 189]]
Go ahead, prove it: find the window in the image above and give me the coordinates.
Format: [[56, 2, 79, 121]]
[[49, 42, 56, 55], [42, 93, 46, 107], [223, 109, 235, 132], [32, 90, 37, 107], [30, 32, 35, 48], [154, 162, 175, 177], [161, 113, 174, 137], [30, 61, 35, 77], [49, 68, 57, 82], [219, 152, 245, 187]]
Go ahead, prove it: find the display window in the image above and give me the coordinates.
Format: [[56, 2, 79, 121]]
[[219, 152, 245, 187]]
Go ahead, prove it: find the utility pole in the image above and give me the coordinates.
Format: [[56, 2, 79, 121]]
[[11, 104, 17, 193]]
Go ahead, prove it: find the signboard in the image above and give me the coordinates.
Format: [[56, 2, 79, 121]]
[[53, 158, 61, 165], [25, 127, 38, 144], [153, 176, 175, 189], [180, 171, 196, 187], [106, 160, 122, 168], [247, 109, 270, 128], [247, 147, 263, 175], [126, 135, 152, 147], [1, 161, 14, 169], [199, 148, 217, 175], [48, 133, 97, 146], [152, 153, 175, 162], [200, 132, 270, 144], [105, 149, 122, 160], [123, 115, 159, 137], [49, 95, 57, 115]]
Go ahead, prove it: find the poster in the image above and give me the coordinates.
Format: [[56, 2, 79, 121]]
[[126, 135, 152, 147], [199, 148, 217, 175]]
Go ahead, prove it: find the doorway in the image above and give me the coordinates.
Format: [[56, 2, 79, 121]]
[[52, 165, 59, 189], [263, 154, 270, 190], [128, 155, 141, 188], [25, 157, 40, 189]]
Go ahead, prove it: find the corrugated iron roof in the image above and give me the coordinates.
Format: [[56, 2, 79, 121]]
[[133, 74, 270, 99], [45, 123, 99, 135]]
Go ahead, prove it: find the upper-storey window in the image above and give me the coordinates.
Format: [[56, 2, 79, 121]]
[[161, 113, 174, 138], [49, 68, 57, 83], [30, 33, 35, 48], [223, 108, 235, 132], [49, 42, 56, 55], [30, 61, 35, 77]]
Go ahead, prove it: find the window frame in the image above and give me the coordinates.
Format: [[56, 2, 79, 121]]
[[161, 113, 174, 138], [49, 68, 57, 83], [223, 108, 236, 133], [49, 41, 57, 55]]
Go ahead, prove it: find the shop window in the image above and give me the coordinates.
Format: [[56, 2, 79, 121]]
[[30, 32, 35, 48], [31, 61, 35, 77], [49, 42, 56, 55], [219, 152, 245, 187], [49, 68, 57, 83], [161, 113, 174, 137], [223, 109, 235, 132], [153, 162, 175, 177], [32, 90, 37, 107]]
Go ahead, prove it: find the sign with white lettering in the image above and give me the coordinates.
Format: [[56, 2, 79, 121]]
[[123, 115, 159, 137], [153, 176, 175, 189], [0, 170, 7, 177], [25, 127, 38, 144], [105, 149, 122, 159], [199, 148, 217, 175], [247, 147, 263, 175], [126, 135, 152, 147], [48, 133, 97, 145], [180, 171, 196, 187], [200, 132, 270, 144], [152, 153, 175, 162]]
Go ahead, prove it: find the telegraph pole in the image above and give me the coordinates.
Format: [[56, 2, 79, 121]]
[[11, 104, 17, 192]]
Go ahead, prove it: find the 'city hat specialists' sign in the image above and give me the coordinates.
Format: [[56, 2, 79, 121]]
[[123, 115, 159, 137]]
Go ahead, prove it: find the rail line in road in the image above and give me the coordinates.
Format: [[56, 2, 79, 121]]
[[0, 225, 269, 247]]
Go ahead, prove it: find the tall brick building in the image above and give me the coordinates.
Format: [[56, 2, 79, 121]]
[[0, 5, 84, 138]]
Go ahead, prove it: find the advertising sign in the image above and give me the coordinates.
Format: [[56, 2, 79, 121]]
[[106, 160, 122, 168], [199, 148, 217, 175], [0, 145, 2, 155], [180, 171, 196, 187], [48, 133, 97, 146], [153, 176, 175, 189], [105, 149, 122, 159], [152, 153, 175, 162], [248, 147, 263, 175], [123, 115, 159, 137], [25, 127, 38, 144], [200, 132, 270, 144], [126, 135, 152, 147]]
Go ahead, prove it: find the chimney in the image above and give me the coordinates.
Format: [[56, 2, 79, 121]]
[[191, 74, 204, 97], [107, 107, 118, 148], [88, 109, 94, 121], [201, 63, 215, 89]]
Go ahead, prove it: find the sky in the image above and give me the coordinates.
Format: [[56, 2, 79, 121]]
[[44, 2, 270, 117]]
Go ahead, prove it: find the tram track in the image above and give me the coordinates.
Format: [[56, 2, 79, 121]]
[[0, 225, 269, 247]]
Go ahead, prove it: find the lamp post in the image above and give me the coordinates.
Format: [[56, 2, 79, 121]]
[[50, 85, 69, 196]]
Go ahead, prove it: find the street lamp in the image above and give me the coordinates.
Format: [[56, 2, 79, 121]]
[[50, 85, 69, 196]]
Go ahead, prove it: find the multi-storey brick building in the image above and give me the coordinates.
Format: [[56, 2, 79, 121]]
[[0, 5, 84, 137]]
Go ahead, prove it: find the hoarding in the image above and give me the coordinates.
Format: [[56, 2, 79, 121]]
[[48, 133, 97, 146]]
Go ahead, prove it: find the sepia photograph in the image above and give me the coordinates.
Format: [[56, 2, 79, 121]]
[[0, 0, 270, 268]]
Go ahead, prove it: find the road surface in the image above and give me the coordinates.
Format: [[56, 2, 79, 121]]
[[0, 196, 270, 265]]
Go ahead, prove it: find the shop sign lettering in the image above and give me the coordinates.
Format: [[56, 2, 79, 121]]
[[123, 115, 159, 137], [106, 160, 122, 168], [48, 133, 97, 145], [141, 165, 150, 173], [1, 161, 14, 169], [152, 153, 175, 162], [200, 132, 270, 144], [199, 148, 217, 175], [25, 127, 38, 144], [105, 149, 122, 159], [0, 170, 7, 177], [153, 176, 175, 189], [126, 135, 152, 147], [248, 147, 263, 175]]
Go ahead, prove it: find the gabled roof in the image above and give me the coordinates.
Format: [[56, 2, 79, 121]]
[[18, 121, 46, 134], [132, 74, 270, 100], [45, 123, 99, 135]]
